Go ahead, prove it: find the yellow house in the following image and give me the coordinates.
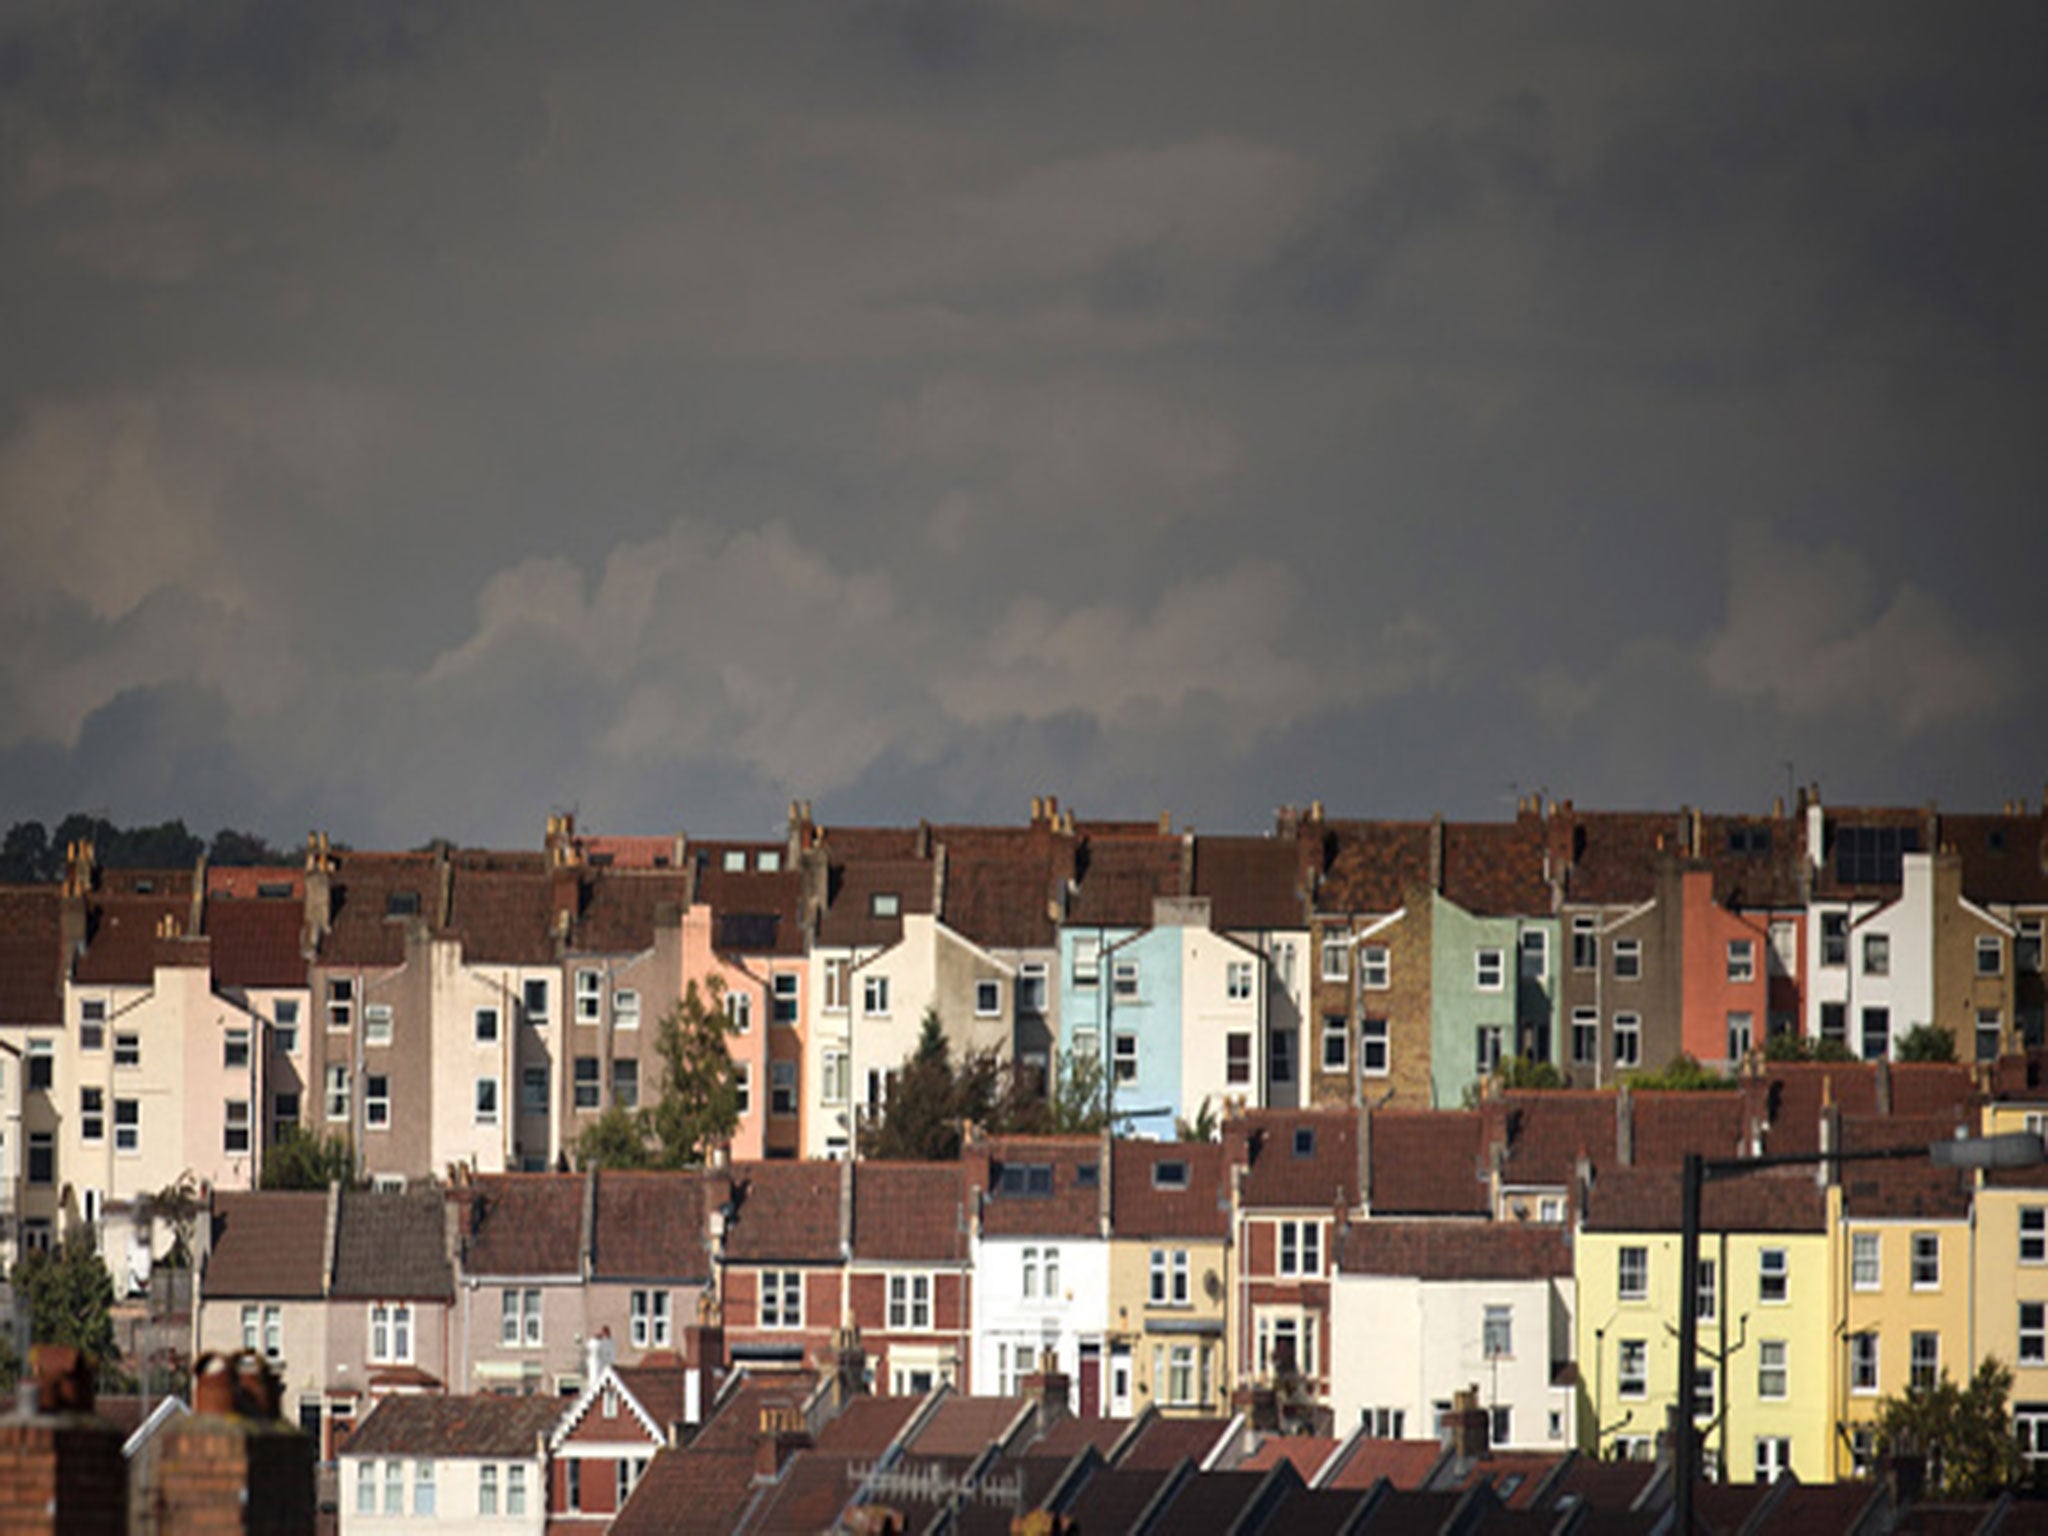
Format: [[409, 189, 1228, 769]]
[[1973, 1158, 2048, 1481], [1831, 1113, 1979, 1480], [1578, 1165, 1830, 1483], [1108, 1139, 1230, 1418]]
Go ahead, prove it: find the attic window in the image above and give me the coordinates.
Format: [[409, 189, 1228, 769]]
[[1834, 825, 1919, 885], [386, 891, 421, 918], [1293, 1128, 1316, 1159], [870, 892, 901, 918], [757, 850, 782, 872], [1152, 1160, 1188, 1190], [998, 1163, 1054, 1197], [1990, 829, 2008, 853], [257, 882, 292, 900], [1075, 1162, 1099, 1189], [1726, 826, 1771, 856], [134, 879, 155, 894], [723, 850, 747, 872]]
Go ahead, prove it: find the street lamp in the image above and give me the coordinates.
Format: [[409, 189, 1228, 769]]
[[1672, 1132, 2044, 1532]]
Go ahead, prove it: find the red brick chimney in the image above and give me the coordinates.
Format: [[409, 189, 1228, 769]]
[[1444, 1386, 1491, 1461], [146, 1352, 314, 1535], [0, 1346, 126, 1536], [754, 1405, 812, 1481], [1021, 1349, 1071, 1427]]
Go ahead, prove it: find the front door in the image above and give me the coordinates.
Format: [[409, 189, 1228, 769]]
[[1108, 1344, 1132, 1417], [1078, 1343, 1101, 1418]]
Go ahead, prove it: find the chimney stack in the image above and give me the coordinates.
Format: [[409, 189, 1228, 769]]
[[1444, 1386, 1491, 1461], [148, 1352, 314, 1535], [754, 1405, 812, 1481]]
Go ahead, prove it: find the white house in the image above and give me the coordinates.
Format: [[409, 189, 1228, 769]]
[[968, 1135, 1114, 1414], [1804, 815, 1936, 1059], [1330, 1220, 1576, 1450], [339, 1393, 560, 1535]]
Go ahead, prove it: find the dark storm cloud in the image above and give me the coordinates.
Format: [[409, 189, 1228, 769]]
[[2, 0, 2044, 849]]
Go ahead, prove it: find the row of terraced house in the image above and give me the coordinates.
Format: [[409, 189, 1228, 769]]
[[187, 1055, 2048, 1502], [2, 786, 2047, 1280]]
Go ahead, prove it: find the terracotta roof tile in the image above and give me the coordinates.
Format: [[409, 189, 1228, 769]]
[[1583, 1165, 1824, 1233], [1311, 820, 1435, 915], [1989, 1049, 2048, 1101], [573, 834, 683, 870], [818, 858, 934, 948], [1032, 1415, 1132, 1459], [812, 1394, 923, 1455], [332, 1187, 452, 1299], [941, 851, 1057, 951], [204, 897, 307, 989], [1115, 1414, 1230, 1470], [1838, 1113, 1977, 1219], [1066, 836, 1184, 928], [1487, 1092, 1619, 1189], [1112, 1140, 1228, 1239], [74, 896, 203, 983], [725, 1161, 844, 1263], [1237, 1434, 1339, 1476], [0, 886, 62, 1024], [1696, 813, 1806, 909], [853, 1162, 969, 1262], [1369, 1110, 1488, 1216], [1743, 1065, 1879, 1156], [346, 1393, 561, 1457], [1892, 1063, 1980, 1118], [1320, 1436, 1445, 1490], [445, 863, 555, 965], [456, 1174, 585, 1277], [318, 853, 439, 967], [618, 1446, 761, 1536], [1556, 811, 1684, 906], [1262, 1485, 1374, 1536], [1627, 1091, 1748, 1168], [203, 1191, 328, 1299], [732, 1447, 859, 1535], [907, 1395, 1030, 1456], [1191, 837, 1307, 931], [593, 1170, 713, 1281], [205, 866, 303, 900], [612, 1363, 697, 1434], [575, 870, 691, 955], [1440, 819, 1550, 917], [1339, 1220, 1569, 1281], [1747, 1483, 1887, 1534], [1545, 1455, 1658, 1509], [1150, 1468, 1267, 1531], [1228, 1109, 1362, 1211], [1064, 1465, 1177, 1528], [977, 1137, 1105, 1238]]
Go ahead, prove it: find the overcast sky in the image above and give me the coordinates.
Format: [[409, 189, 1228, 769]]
[[3, 1, 2045, 850]]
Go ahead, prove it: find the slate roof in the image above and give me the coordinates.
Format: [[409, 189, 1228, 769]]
[[1748, 1480, 1888, 1533], [1228, 1109, 1362, 1211], [818, 858, 933, 948], [1312, 820, 1434, 915], [1149, 1468, 1267, 1531], [574, 869, 691, 955], [1557, 810, 1684, 906], [204, 896, 308, 989], [318, 853, 439, 967], [592, 1170, 713, 1282], [0, 886, 62, 1024], [852, 1162, 969, 1262], [345, 1393, 561, 1458], [1190, 836, 1306, 931], [977, 1137, 1105, 1239], [456, 1175, 585, 1277], [74, 896, 203, 983], [1339, 1220, 1570, 1282], [1369, 1110, 1488, 1216], [1111, 1140, 1228, 1240], [1582, 1166, 1825, 1233], [725, 1161, 844, 1263], [204, 1191, 329, 1299], [331, 1187, 453, 1299], [1440, 819, 1551, 917], [1944, 811, 2048, 904], [1062, 1465, 1177, 1529], [1627, 1091, 1748, 1168], [1066, 835, 1184, 928], [1487, 1091, 1619, 1188]]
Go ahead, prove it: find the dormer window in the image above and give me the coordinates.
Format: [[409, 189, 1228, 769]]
[[998, 1163, 1054, 1197], [386, 891, 420, 918], [870, 892, 900, 918], [1293, 1127, 1316, 1159], [723, 850, 747, 873], [257, 882, 292, 900], [134, 879, 155, 894], [757, 850, 782, 872], [1153, 1160, 1188, 1190]]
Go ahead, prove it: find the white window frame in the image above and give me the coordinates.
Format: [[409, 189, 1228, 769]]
[[2022, 1207, 2046, 1265], [862, 974, 890, 1018], [1475, 948, 1505, 991], [760, 1270, 803, 1330], [1617, 1338, 1648, 1398], [325, 1065, 350, 1121], [1360, 1016, 1389, 1076], [1148, 1247, 1191, 1307], [327, 977, 355, 1030], [616, 989, 642, 1029], [369, 1302, 414, 1365], [630, 1289, 671, 1349], [1618, 1245, 1648, 1301], [1850, 1331, 1879, 1394], [365, 1073, 390, 1128], [364, 1003, 392, 1048], [1613, 1013, 1642, 1067], [1519, 929, 1548, 982], [975, 978, 1002, 1017], [1910, 1330, 1940, 1391], [1978, 935, 2005, 977], [575, 968, 602, 1023], [474, 1076, 498, 1124], [1226, 960, 1254, 1002], [886, 1273, 932, 1331], [1757, 1339, 1788, 1399], [1360, 944, 1390, 990], [1758, 1247, 1788, 1304], [1276, 1219, 1323, 1278], [1613, 938, 1642, 980], [2021, 1301, 2047, 1365], [1726, 939, 1755, 983], [725, 989, 750, 1033], [1320, 931, 1350, 983], [114, 1097, 140, 1154], [473, 1006, 499, 1045], [1852, 1231, 1881, 1290], [1911, 1231, 1941, 1290], [1321, 1015, 1349, 1074]]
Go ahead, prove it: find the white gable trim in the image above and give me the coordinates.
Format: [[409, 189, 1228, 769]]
[[548, 1362, 665, 1451]]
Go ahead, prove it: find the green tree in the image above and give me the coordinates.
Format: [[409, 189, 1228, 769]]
[[642, 980, 742, 1166], [1898, 1025, 1958, 1063], [575, 1105, 656, 1169], [1497, 1056, 1564, 1090], [0, 819, 54, 883], [1047, 1049, 1110, 1136], [1176, 1097, 1221, 1142], [863, 1010, 969, 1161], [143, 1172, 206, 1269], [260, 1127, 358, 1190], [1875, 1358, 2023, 1499], [11, 1239, 120, 1381], [1625, 1054, 1735, 1091], [1763, 1030, 1854, 1063], [207, 828, 290, 866]]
